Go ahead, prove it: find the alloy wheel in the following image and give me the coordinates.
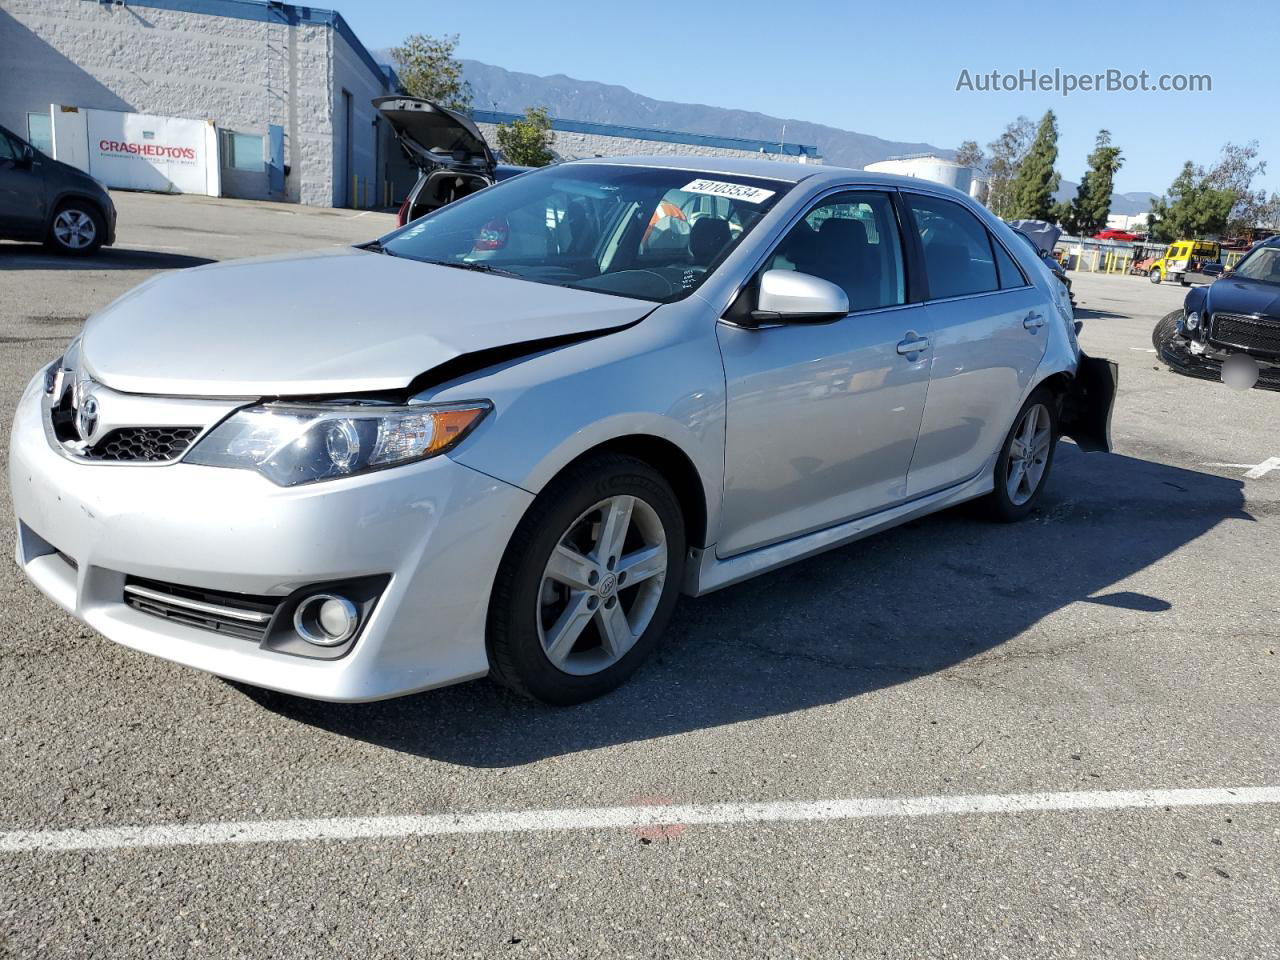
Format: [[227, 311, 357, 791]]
[[53, 209, 97, 250], [1005, 403, 1052, 506], [536, 494, 668, 676]]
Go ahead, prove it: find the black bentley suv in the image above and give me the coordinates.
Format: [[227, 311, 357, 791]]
[[1154, 235, 1280, 390]]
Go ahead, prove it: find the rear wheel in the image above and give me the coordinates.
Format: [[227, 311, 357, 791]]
[[982, 388, 1058, 522], [1149, 267, 1162, 284], [45, 202, 104, 255], [487, 455, 686, 704]]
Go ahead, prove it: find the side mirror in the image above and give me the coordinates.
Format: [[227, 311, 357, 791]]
[[751, 269, 849, 325], [17, 144, 35, 168]]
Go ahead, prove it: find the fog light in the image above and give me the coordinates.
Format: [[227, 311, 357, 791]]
[[293, 593, 359, 646]]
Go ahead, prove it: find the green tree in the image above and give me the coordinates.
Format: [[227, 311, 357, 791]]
[[955, 140, 986, 171], [1062, 130, 1123, 235], [984, 116, 1035, 219], [1148, 142, 1271, 241], [390, 33, 471, 112], [1147, 161, 1235, 241], [1007, 110, 1062, 220], [1202, 141, 1268, 234], [1051, 199, 1077, 232], [495, 106, 556, 167]]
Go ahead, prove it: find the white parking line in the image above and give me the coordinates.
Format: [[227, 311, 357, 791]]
[[2, 786, 1276, 855], [1206, 457, 1280, 479]]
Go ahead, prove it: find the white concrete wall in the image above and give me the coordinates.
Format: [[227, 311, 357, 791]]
[[0, 0, 390, 207], [330, 28, 389, 209], [472, 122, 819, 166]]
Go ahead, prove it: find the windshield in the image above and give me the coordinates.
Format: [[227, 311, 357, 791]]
[[378, 163, 791, 303], [1231, 245, 1280, 285]]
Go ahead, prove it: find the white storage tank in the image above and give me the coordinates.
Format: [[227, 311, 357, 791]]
[[865, 155, 973, 195]]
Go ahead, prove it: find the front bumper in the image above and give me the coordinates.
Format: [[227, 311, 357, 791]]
[[8, 373, 534, 700], [1157, 336, 1280, 391]]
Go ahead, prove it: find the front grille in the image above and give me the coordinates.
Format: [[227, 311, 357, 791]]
[[1210, 313, 1280, 356], [123, 577, 280, 642], [83, 427, 200, 463]]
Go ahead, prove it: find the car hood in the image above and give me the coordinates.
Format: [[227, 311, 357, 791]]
[[80, 248, 653, 397], [1205, 276, 1280, 319], [373, 95, 495, 174]]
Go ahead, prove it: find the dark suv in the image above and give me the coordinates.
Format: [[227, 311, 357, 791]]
[[0, 124, 117, 255], [374, 96, 530, 227], [1154, 235, 1280, 390]]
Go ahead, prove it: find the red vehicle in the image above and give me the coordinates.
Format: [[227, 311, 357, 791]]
[[1093, 229, 1140, 242]]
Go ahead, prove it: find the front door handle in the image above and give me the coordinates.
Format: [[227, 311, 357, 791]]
[[896, 335, 930, 356], [1023, 312, 1046, 331]]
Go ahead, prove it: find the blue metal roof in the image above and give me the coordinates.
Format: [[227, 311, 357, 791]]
[[113, 0, 394, 91], [471, 110, 821, 159]]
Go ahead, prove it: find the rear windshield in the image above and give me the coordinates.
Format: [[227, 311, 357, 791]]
[[378, 163, 791, 303]]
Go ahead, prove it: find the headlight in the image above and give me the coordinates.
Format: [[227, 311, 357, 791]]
[[1185, 311, 1200, 331], [186, 400, 491, 486]]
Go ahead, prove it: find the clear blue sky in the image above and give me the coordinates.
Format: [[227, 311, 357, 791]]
[[341, 0, 1278, 196]]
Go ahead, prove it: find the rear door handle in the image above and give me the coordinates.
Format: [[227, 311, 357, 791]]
[[1023, 312, 1046, 331], [896, 335, 930, 356]]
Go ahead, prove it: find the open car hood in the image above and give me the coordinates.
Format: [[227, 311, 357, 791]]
[[373, 95, 496, 175], [1006, 219, 1062, 255], [80, 248, 651, 398]]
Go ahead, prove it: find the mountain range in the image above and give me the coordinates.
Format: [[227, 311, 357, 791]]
[[376, 55, 1158, 215]]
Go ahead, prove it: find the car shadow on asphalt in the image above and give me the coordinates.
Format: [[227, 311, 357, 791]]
[[0, 244, 215, 271], [1073, 307, 1129, 321], [240, 445, 1248, 767]]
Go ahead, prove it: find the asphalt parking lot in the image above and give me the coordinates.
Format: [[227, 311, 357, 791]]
[[2, 192, 1278, 958]]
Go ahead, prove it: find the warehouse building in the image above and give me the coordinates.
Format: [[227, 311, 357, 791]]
[[1, 0, 820, 210], [1, 0, 409, 207]]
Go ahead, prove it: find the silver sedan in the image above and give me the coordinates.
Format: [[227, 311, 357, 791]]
[[10, 157, 1115, 704]]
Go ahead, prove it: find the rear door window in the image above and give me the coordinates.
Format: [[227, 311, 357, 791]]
[[904, 194, 1000, 299], [992, 236, 1028, 289]]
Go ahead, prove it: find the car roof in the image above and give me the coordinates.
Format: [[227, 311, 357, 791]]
[[568, 154, 821, 184], [559, 155, 985, 195]]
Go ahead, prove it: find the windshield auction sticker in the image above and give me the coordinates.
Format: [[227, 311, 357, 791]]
[[681, 179, 776, 204]]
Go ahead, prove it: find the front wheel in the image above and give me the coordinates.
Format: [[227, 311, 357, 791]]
[[982, 389, 1058, 522], [487, 455, 686, 704], [45, 202, 104, 256], [1149, 267, 1162, 284], [1152, 309, 1181, 353]]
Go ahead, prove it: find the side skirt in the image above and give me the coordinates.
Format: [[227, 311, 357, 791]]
[[683, 466, 995, 597]]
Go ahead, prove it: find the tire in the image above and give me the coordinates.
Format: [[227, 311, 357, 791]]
[[1149, 267, 1162, 284], [982, 388, 1059, 523], [45, 201, 105, 256], [1152, 309, 1181, 353], [487, 454, 686, 705]]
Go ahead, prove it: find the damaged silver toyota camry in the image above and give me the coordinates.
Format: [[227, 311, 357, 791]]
[[10, 157, 1116, 704]]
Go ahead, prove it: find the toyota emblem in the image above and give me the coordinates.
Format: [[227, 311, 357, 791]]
[[76, 393, 100, 442]]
